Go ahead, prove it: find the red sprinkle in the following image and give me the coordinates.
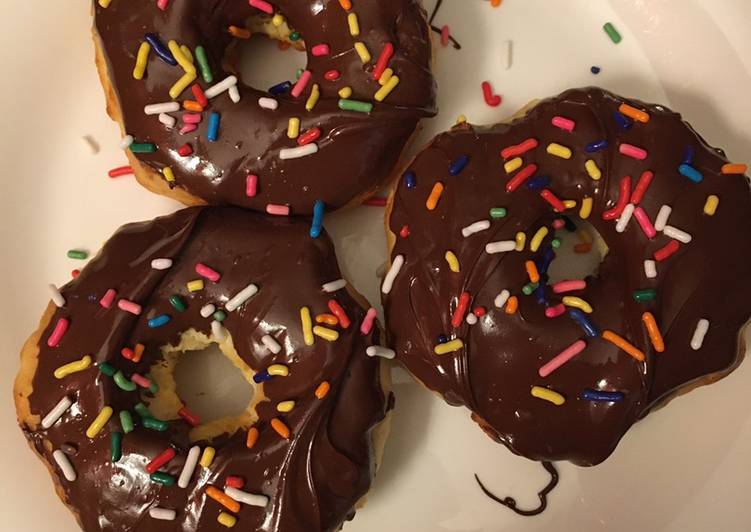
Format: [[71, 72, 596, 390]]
[[451, 292, 471, 328], [501, 138, 538, 159], [473, 306, 487, 317], [362, 197, 387, 207], [191, 84, 208, 107], [225, 476, 245, 489], [178, 406, 201, 427], [108, 165, 134, 178], [481, 81, 502, 107], [602, 175, 632, 220], [630, 170, 654, 205], [177, 143, 193, 156], [121, 347, 134, 361], [324, 69, 341, 81], [146, 447, 176, 474], [327, 299, 351, 329], [506, 164, 538, 192], [574, 243, 592, 254], [653, 240, 680, 262], [372, 42, 395, 80], [540, 189, 566, 212], [399, 225, 410, 238], [297, 127, 321, 146], [71, 269, 80, 278]]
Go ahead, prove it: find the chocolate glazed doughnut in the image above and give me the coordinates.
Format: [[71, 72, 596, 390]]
[[383, 87, 751, 466], [92, 0, 436, 214], [15, 207, 392, 531]]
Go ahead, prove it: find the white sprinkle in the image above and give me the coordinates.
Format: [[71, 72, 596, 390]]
[[690, 319, 710, 350], [205, 75, 238, 99], [120, 134, 134, 149], [158, 113, 176, 128], [200, 304, 216, 318], [53, 450, 76, 482], [48, 284, 66, 307], [494, 289, 510, 308], [461, 220, 491, 238], [144, 102, 180, 115], [42, 396, 73, 429], [177, 446, 201, 488], [465, 313, 478, 325], [644, 259, 657, 279], [261, 334, 282, 354], [149, 508, 177, 521], [366, 346, 396, 359], [81, 135, 100, 154], [211, 320, 227, 341], [654, 204, 672, 232], [229, 85, 241, 103], [225, 283, 259, 312], [258, 97, 278, 110], [280, 144, 319, 160], [615, 203, 635, 233], [151, 258, 173, 270], [485, 240, 516, 254], [224, 486, 269, 508], [503, 39, 513, 69], [322, 279, 347, 293], [381, 254, 404, 294], [662, 225, 692, 244]]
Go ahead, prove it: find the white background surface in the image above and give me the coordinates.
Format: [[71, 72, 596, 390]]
[[1, 0, 750, 530]]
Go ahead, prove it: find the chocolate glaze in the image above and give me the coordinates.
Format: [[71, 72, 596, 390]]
[[474, 461, 558, 516], [384, 88, 751, 466], [93, 0, 436, 214], [19, 207, 388, 531]]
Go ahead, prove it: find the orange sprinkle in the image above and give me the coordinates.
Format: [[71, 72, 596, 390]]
[[338, 0, 352, 9], [525, 260, 540, 283], [278, 40, 291, 50], [228, 25, 251, 39], [721, 163, 747, 175], [183, 100, 204, 112], [315, 381, 331, 399], [505, 296, 519, 314], [270, 418, 290, 439], [132, 343, 145, 363], [618, 103, 650, 123], [315, 313, 339, 326], [491, 0, 502, 6], [426, 182, 445, 210], [602, 330, 645, 362], [246, 427, 259, 449], [206, 486, 241, 513], [574, 243, 592, 254], [641, 312, 665, 353]]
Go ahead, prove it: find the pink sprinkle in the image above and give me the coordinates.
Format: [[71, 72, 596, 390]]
[[632, 206, 657, 238], [440, 25, 450, 46], [248, 0, 273, 14], [551, 116, 576, 132], [619, 143, 648, 160], [291, 70, 312, 98], [180, 124, 197, 135], [183, 113, 202, 124], [118, 299, 142, 315], [246, 174, 258, 197], [552, 219, 565, 230], [156, 0, 169, 10], [195, 263, 221, 282], [311, 44, 330, 56], [99, 288, 117, 308], [266, 203, 290, 216], [131, 373, 152, 388], [360, 307, 377, 335], [538, 339, 587, 377], [552, 280, 586, 294], [544, 304, 566, 318], [47, 318, 69, 347]]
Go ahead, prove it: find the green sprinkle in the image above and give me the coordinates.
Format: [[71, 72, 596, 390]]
[[129, 143, 157, 153], [169, 295, 187, 312], [522, 282, 539, 296], [67, 249, 88, 260], [338, 99, 373, 114], [113, 370, 137, 392], [150, 472, 175, 486], [551, 238, 562, 248], [110, 432, 122, 462], [119, 410, 134, 434], [212, 310, 227, 322], [632, 288, 657, 302], [195, 46, 213, 83], [295, 68, 304, 80], [489, 207, 507, 219], [603, 22, 622, 44], [289, 31, 301, 41], [143, 417, 169, 432], [98, 363, 116, 377], [147, 374, 159, 395], [134, 402, 151, 419]]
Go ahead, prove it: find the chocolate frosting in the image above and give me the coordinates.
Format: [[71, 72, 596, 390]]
[[384, 87, 751, 465], [20, 207, 388, 531], [93, 0, 436, 213]]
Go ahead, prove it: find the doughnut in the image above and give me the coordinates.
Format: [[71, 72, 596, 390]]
[[15, 207, 392, 530], [92, 0, 436, 214], [383, 87, 751, 466]]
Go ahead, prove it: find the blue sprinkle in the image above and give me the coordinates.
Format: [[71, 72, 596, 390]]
[[525, 175, 551, 191], [449, 155, 470, 176], [404, 171, 417, 189], [585, 140, 608, 153], [269, 81, 292, 95], [679, 163, 703, 183], [253, 371, 272, 384], [613, 111, 633, 130], [437, 334, 448, 344], [207, 112, 221, 142], [568, 309, 600, 338], [144, 33, 177, 66], [682, 145, 695, 165], [536, 246, 556, 275], [147, 314, 171, 328], [310, 200, 325, 238], [534, 285, 547, 305], [590, 66, 601, 74], [582, 389, 625, 402]]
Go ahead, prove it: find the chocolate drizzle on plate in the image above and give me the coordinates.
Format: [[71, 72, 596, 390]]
[[474, 461, 559, 516]]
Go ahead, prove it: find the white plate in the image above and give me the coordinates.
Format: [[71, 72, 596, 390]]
[[1, 1, 750, 531]]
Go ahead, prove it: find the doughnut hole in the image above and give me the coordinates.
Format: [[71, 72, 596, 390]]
[[145, 329, 263, 443], [546, 220, 609, 284]]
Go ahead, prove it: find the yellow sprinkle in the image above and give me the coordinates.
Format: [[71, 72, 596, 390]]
[[181, 46, 194, 65], [434, 339, 464, 355], [577, 229, 592, 244], [531, 386, 565, 406], [300, 307, 314, 346], [267, 364, 289, 377], [313, 325, 339, 342], [272, 14, 285, 27], [514, 232, 526, 251], [338, 86, 353, 99], [54, 355, 92, 379], [217, 512, 237, 528], [530, 227, 549, 252], [426, 182, 444, 210], [85, 406, 113, 439], [287, 117, 300, 139], [562, 296, 593, 314], [580, 196, 593, 219], [585, 159, 601, 180], [199, 446, 216, 468], [133, 42, 151, 80], [374, 75, 399, 102], [354, 42, 371, 63], [348, 13, 360, 36], [504, 157, 523, 173], [378, 68, 394, 86], [547, 143, 572, 159], [445, 251, 460, 272], [98, 0, 112, 7], [703, 194, 719, 216], [167, 40, 196, 75], [456, 114, 467, 125], [162, 167, 176, 183], [305, 83, 320, 111], [276, 400, 295, 413], [169, 71, 197, 99], [187, 279, 204, 292], [563, 199, 577, 209]]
